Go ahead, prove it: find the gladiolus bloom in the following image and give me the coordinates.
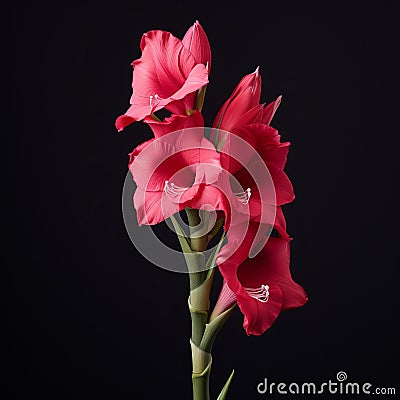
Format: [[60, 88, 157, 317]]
[[212, 108, 303, 335], [214, 224, 307, 336], [128, 129, 232, 227], [116, 25, 211, 132]]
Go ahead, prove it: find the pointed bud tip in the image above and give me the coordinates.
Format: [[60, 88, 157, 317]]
[[190, 20, 199, 31], [254, 66, 260, 76]]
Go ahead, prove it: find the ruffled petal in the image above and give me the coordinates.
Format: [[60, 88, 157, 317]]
[[135, 30, 194, 96], [134, 187, 188, 226], [232, 124, 290, 169], [129, 129, 218, 192], [144, 110, 204, 138]]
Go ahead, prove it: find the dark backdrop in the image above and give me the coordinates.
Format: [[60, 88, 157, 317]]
[[4, 2, 398, 399]]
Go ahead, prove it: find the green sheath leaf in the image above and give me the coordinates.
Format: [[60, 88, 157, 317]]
[[217, 370, 235, 400]]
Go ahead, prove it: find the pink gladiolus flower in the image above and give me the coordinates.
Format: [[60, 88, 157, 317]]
[[212, 114, 302, 335], [212, 95, 294, 258], [213, 223, 307, 336], [116, 24, 211, 132], [128, 128, 231, 227]]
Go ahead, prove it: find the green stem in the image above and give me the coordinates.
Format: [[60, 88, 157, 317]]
[[191, 340, 212, 400], [194, 85, 207, 112], [172, 209, 232, 400], [150, 113, 161, 122], [185, 208, 212, 400], [186, 207, 209, 253], [193, 375, 210, 400], [188, 268, 214, 345]]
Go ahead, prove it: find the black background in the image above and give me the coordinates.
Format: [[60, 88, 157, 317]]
[[4, 1, 398, 399]]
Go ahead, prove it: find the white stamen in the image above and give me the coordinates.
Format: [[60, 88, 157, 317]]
[[150, 93, 162, 107], [164, 180, 189, 198], [234, 188, 251, 205], [244, 284, 270, 303]]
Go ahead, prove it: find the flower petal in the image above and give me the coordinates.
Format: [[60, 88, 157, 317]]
[[149, 63, 209, 115], [222, 124, 294, 206], [115, 114, 136, 132], [210, 280, 237, 321], [134, 187, 187, 225], [274, 206, 288, 238], [212, 68, 262, 131], [238, 238, 292, 283], [129, 128, 216, 192], [239, 283, 283, 335], [278, 279, 308, 310], [266, 162, 295, 205], [129, 138, 188, 191], [217, 221, 261, 275], [182, 20, 212, 68], [232, 124, 290, 169], [188, 184, 231, 229], [144, 110, 204, 138], [165, 64, 209, 103], [261, 95, 282, 125]]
